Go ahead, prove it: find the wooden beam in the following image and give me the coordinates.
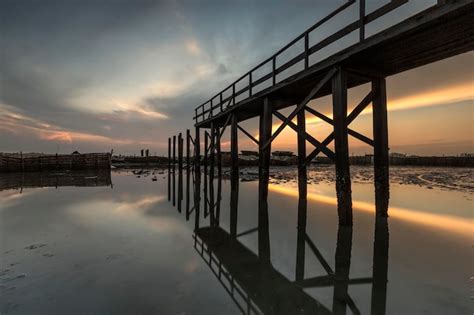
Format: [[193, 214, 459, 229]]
[[262, 68, 337, 151], [230, 113, 239, 238], [258, 98, 272, 262], [372, 77, 389, 217], [168, 137, 171, 201], [305, 106, 333, 125], [296, 108, 307, 282], [347, 90, 374, 123], [231, 114, 239, 173], [332, 67, 352, 226], [305, 105, 374, 146], [194, 127, 200, 169], [172, 135, 176, 206], [237, 124, 259, 146], [348, 129, 374, 146]]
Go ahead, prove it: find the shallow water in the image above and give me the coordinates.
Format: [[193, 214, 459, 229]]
[[0, 166, 472, 314]]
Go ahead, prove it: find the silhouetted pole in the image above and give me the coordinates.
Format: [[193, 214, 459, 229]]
[[216, 126, 222, 178], [204, 131, 209, 173], [296, 109, 307, 281], [210, 122, 215, 177], [372, 77, 390, 217], [230, 113, 239, 238], [186, 129, 191, 219], [258, 97, 272, 262], [178, 133, 183, 212], [168, 137, 171, 201], [195, 127, 200, 172], [172, 135, 176, 206], [194, 128, 201, 231], [204, 131, 209, 217], [178, 133, 183, 171], [332, 67, 352, 226]]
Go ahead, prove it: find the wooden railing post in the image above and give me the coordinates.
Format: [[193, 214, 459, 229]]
[[304, 33, 309, 69], [232, 84, 235, 106], [359, 0, 366, 41], [272, 57, 276, 85], [249, 72, 253, 97]]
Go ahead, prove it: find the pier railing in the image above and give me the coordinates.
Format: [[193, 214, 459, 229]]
[[194, 0, 413, 124]]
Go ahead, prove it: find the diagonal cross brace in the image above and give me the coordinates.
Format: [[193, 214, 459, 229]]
[[273, 111, 336, 160], [305, 90, 374, 164], [207, 113, 233, 155], [237, 124, 259, 146], [261, 68, 337, 151], [305, 106, 374, 146]]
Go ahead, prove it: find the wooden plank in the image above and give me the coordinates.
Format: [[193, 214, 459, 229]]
[[332, 68, 352, 226]]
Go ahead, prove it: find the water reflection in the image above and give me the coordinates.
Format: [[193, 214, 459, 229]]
[[0, 170, 112, 192], [169, 167, 390, 315]]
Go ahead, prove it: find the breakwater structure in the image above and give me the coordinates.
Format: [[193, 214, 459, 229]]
[[0, 152, 112, 172], [167, 0, 473, 225]]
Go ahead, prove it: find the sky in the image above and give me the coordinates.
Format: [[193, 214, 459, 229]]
[[0, 0, 472, 156]]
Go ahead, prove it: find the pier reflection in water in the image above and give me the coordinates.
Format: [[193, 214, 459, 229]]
[[168, 165, 390, 315]]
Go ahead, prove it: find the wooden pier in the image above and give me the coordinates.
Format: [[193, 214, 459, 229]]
[[168, 0, 473, 223]]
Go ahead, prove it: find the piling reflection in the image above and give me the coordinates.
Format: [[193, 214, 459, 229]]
[[169, 167, 390, 315]]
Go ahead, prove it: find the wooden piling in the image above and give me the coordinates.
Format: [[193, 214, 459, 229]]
[[230, 113, 239, 238], [204, 131, 209, 216], [372, 77, 389, 217], [186, 129, 191, 219], [230, 113, 239, 175], [216, 125, 222, 178], [195, 127, 200, 169], [178, 133, 183, 171], [258, 97, 272, 261], [172, 135, 176, 206], [332, 67, 352, 226], [168, 137, 171, 201], [178, 134, 183, 212], [295, 109, 307, 281]]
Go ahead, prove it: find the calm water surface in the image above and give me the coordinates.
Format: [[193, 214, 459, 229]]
[[0, 166, 472, 314]]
